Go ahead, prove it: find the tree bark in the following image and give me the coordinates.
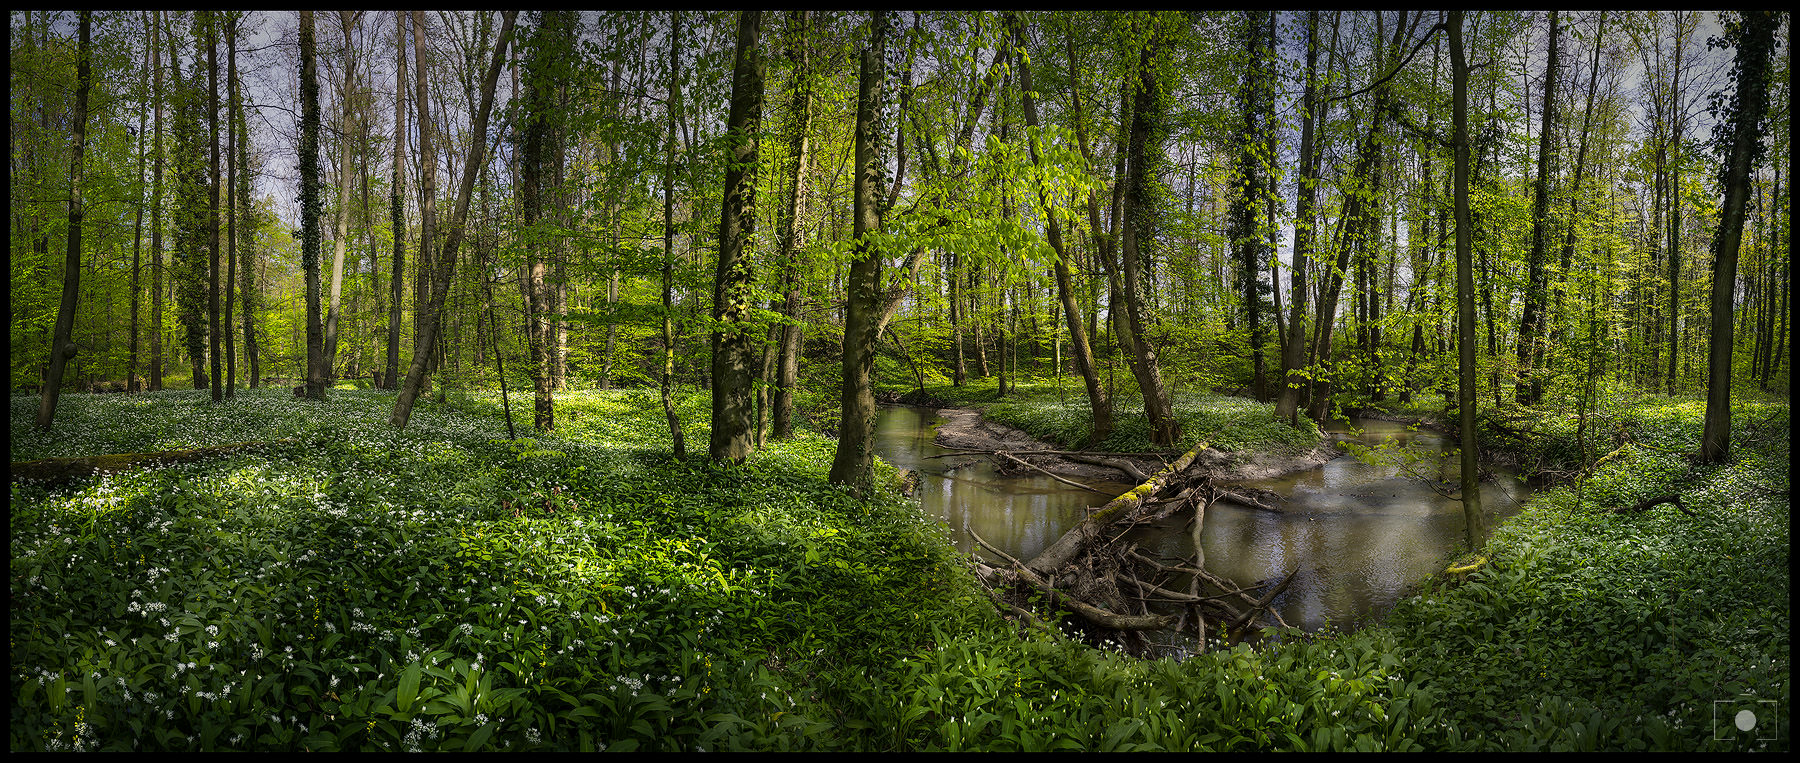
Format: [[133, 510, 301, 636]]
[[710, 10, 765, 464], [1450, 10, 1488, 549], [1276, 11, 1323, 424], [207, 12, 224, 403], [660, 11, 687, 458], [774, 10, 814, 440], [1701, 11, 1778, 464], [1118, 23, 1180, 447], [36, 11, 89, 430], [828, 10, 888, 492], [385, 11, 406, 390], [300, 11, 327, 400], [1515, 11, 1560, 406]]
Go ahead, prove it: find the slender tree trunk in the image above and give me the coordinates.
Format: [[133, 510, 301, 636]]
[[207, 12, 224, 403], [828, 10, 888, 491], [1700, 11, 1778, 464], [1668, 20, 1687, 395], [1515, 11, 1560, 406], [150, 11, 166, 392], [1449, 10, 1486, 549], [323, 11, 358, 384], [224, 13, 238, 398], [1276, 11, 1322, 424], [130, 12, 151, 393], [774, 10, 813, 440], [658, 11, 687, 458], [236, 92, 258, 389], [1009, 12, 1111, 444], [1119, 26, 1180, 446], [390, 10, 517, 429], [386, 10, 406, 390], [36, 11, 90, 430]]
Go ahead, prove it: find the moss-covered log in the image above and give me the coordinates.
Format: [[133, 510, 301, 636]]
[[1024, 439, 1211, 576], [10, 440, 292, 485]]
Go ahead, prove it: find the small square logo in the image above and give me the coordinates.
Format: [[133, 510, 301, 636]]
[[1714, 698, 1780, 743]]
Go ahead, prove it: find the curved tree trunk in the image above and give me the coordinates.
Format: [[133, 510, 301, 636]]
[[36, 11, 90, 430]]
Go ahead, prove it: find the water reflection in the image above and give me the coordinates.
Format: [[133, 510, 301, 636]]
[[873, 406, 1528, 634]]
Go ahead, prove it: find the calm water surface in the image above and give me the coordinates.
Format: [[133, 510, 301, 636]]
[[872, 406, 1529, 634]]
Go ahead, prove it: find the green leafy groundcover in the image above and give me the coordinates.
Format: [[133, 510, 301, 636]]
[[10, 388, 1788, 751]]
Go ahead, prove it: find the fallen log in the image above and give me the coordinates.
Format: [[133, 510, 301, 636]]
[[1059, 454, 1151, 483], [970, 528, 1176, 632], [10, 440, 297, 485], [1215, 489, 1283, 513], [1226, 567, 1299, 642], [1024, 439, 1212, 576], [1610, 494, 1696, 517], [993, 451, 1110, 494]]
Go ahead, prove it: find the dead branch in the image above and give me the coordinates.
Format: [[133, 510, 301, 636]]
[[1610, 494, 1697, 517], [993, 451, 1109, 494], [1227, 567, 1300, 642], [10, 439, 299, 485]]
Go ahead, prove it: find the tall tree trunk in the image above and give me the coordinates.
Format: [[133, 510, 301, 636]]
[[1515, 11, 1560, 406], [207, 12, 224, 403], [300, 11, 327, 400], [660, 10, 688, 458], [36, 11, 90, 430], [1276, 10, 1323, 424], [236, 88, 258, 389], [774, 10, 813, 440], [1700, 11, 1778, 464], [710, 10, 765, 463], [150, 11, 166, 392], [1667, 18, 1688, 395], [130, 11, 151, 393], [1550, 12, 1606, 359], [1449, 9, 1486, 549], [386, 10, 406, 390], [1009, 12, 1111, 445], [1119, 21, 1180, 447], [323, 11, 357, 383], [390, 10, 517, 429], [224, 13, 238, 398], [828, 10, 888, 491]]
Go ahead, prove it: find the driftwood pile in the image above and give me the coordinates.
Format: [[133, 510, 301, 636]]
[[957, 441, 1299, 656]]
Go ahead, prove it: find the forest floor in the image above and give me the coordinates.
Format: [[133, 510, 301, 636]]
[[9, 382, 1789, 752]]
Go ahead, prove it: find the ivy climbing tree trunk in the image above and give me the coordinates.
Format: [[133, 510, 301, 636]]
[[829, 10, 887, 492], [710, 10, 764, 464], [1700, 10, 1779, 464], [1515, 10, 1559, 406], [300, 10, 327, 401]]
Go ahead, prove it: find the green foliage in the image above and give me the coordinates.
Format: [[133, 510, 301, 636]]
[[1387, 396, 1789, 751], [9, 388, 1788, 752]]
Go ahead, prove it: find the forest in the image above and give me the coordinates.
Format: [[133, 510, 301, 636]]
[[9, 9, 1790, 752]]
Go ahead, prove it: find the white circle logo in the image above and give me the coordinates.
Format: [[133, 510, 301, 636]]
[[1734, 709, 1757, 732]]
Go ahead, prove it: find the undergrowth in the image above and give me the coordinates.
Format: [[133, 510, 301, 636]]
[[9, 387, 1788, 751]]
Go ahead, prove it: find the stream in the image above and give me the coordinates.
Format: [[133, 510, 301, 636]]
[[873, 405, 1530, 637]]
